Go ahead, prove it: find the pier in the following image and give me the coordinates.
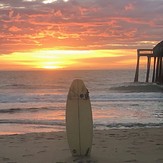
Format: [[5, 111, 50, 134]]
[[134, 48, 163, 84]]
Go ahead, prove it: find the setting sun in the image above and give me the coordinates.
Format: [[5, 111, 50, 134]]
[[42, 65, 61, 69], [0, 49, 134, 70], [41, 62, 63, 69]]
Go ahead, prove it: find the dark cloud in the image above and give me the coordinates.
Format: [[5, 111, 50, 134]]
[[0, 0, 163, 54]]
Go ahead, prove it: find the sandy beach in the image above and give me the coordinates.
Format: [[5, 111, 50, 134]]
[[0, 128, 163, 163]]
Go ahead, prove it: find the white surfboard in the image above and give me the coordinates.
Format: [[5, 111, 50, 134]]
[[66, 79, 93, 156]]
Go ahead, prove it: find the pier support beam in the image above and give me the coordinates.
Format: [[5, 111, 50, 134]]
[[134, 49, 153, 83], [134, 52, 140, 82], [155, 57, 160, 83], [161, 57, 163, 84], [146, 56, 151, 82], [157, 57, 163, 83], [152, 57, 156, 82]]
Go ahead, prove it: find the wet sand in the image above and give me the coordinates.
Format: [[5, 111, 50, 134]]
[[0, 128, 163, 163]]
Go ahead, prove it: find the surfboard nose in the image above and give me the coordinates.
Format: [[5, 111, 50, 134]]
[[69, 79, 89, 98]]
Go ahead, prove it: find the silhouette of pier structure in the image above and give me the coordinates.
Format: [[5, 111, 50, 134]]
[[134, 41, 163, 84]]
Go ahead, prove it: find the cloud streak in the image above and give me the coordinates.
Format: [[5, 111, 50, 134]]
[[0, 0, 163, 54]]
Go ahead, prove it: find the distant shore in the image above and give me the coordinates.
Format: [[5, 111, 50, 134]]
[[0, 128, 163, 163]]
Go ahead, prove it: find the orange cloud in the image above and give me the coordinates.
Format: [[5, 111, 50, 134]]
[[0, 0, 162, 55], [9, 26, 21, 32], [0, 0, 162, 70]]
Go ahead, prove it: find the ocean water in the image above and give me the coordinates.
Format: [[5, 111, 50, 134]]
[[0, 70, 163, 135]]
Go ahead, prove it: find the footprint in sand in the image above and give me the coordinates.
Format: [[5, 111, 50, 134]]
[[2, 157, 10, 161], [125, 159, 137, 162], [22, 154, 33, 157], [37, 150, 46, 154]]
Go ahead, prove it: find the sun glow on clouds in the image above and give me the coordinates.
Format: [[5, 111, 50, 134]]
[[0, 0, 162, 70], [0, 49, 129, 70], [42, 63, 63, 69]]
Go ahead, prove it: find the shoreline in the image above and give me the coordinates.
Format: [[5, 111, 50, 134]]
[[0, 128, 163, 163]]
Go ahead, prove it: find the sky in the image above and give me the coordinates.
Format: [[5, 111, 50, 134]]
[[0, 0, 163, 70]]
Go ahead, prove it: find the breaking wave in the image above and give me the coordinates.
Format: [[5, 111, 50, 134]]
[[0, 107, 59, 114]]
